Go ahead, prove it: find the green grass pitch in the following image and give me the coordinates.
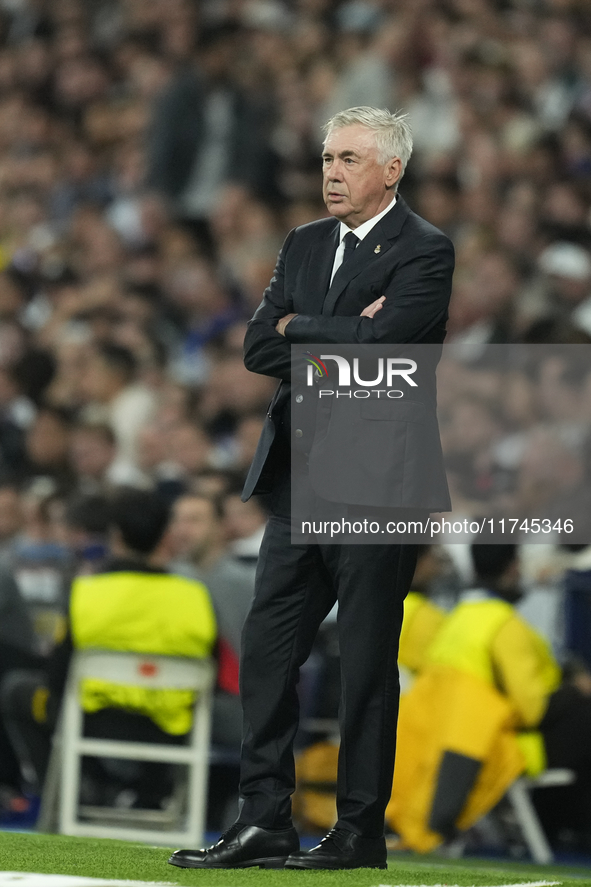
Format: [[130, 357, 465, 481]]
[[1, 832, 591, 887]]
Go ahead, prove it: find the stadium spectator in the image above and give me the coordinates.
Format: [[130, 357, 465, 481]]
[[62, 493, 110, 576], [398, 545, 447, 687], [231, 413, 266, 474], [164, 256, 243, 386], [68, 422, 118, 493], [167, 491, 255, 750], [0, 487, 216, 809], [23, 407, 74, 491], [0, 483, 23, 561], [0, 366, 33, 483], [5, 480, 70, 656], [223, 487, 266, 564], [78, 342, 156, 477], [0, 0, 588, 526], [146, 23, 272, 248], [387, 544, 591, 852], [536, 241, 591, 337]]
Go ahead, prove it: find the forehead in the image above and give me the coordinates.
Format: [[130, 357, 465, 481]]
[[323, 124, 379, 157]]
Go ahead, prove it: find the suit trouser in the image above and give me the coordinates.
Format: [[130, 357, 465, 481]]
[[238, 474, 418, 837]]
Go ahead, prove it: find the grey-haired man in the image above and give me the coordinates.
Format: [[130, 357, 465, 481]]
[[170, 107, 454, 871]]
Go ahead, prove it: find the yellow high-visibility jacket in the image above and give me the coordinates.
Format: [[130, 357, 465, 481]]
[[399, 591, 445, 677], [70, 570, 216, 735], [386, 592, 561, 851]]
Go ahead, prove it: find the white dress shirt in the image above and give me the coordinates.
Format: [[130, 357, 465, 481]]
[[329, 196, 397, 285]]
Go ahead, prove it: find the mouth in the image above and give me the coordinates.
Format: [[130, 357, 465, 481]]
[[327, 192, 345, 200]]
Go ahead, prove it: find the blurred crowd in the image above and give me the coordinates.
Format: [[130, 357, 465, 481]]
[[438, 345, 591, 538], [0, 0, 590, 528], [1, 0, 591, 504]]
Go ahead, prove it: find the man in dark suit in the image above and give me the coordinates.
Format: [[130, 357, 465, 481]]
[[169, 107, 454, 871], [146, 24, 272, 247]]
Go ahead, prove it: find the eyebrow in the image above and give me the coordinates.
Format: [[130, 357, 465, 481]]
[[321, 149, 361, 160]]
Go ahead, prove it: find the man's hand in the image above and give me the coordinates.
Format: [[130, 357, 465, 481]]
[[276, 313, 298, 336], [361, 296, 385, 318]]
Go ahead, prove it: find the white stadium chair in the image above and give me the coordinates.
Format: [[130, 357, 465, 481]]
[[38, 649, 215, 847], [449, 768, 577, 863], [505, 769, 576, 864]]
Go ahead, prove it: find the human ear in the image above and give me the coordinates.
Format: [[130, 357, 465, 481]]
[[385, 157, 402, 187]]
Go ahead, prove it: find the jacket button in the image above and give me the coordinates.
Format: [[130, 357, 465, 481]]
[[295, 429, 303, 438], [296, 394, 303, 403]]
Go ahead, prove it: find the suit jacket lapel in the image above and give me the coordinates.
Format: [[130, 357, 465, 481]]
[[321, 197, 411, 316], [302, 222, 339, 315]]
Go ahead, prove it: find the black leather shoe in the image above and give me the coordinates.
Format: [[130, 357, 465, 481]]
[[168, 822, 299, 869], [285, 827, 387, 869]]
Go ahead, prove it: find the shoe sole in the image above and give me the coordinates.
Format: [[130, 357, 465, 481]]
[[168, 855, 290, 869]]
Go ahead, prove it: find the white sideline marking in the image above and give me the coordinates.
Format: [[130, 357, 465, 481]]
[[0, 877, 564, 887], [0, 875, 176, 886], [374, 882, 562, 887]]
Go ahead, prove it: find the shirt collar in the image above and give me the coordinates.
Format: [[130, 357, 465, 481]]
[[339, 195, 397, 244]]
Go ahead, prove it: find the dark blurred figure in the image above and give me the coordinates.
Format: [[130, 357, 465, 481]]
[[0, 488, 216, 810], [0, 367, 30, 483], [6, 482, 70, 656], [389, 545, 591, 852], [0, 556, 42, 805], [68, 423, 118, 494], [0, 482, 23, 561], [63, 493, 110, 576], [223, 475, 266, 564], [146, 23, 273, 253], [23, 407, 74, 490]]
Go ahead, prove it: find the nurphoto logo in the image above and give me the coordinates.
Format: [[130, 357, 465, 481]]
[[304, 352, 418, 398]]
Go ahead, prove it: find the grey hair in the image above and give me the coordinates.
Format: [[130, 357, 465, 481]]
[[322, 106, 413, 183]]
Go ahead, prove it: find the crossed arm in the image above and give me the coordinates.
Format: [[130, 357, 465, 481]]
[[275, 296, 384, 336], [243, 229, 454, 381]]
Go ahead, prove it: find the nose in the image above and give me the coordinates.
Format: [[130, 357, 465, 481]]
[[326, 160, 344, 182]]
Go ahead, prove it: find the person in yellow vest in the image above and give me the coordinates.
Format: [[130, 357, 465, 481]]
[[398, 545, 447, 690], [1, 488, 216, 807], [387, 544, 591, 852]]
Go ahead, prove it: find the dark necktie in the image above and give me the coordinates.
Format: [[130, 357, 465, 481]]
[[342, 231, 359, 265]]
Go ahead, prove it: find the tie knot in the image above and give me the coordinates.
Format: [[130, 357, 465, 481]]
[[342, 231, 359, 265], [343, 231, 358, 250]]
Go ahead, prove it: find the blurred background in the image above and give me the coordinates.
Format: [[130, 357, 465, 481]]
[[1, 0, 591, 517], [2, 0, 591, 860]]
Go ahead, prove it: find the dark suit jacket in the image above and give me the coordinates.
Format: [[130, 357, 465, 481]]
[[242, 196, 454, 509]]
